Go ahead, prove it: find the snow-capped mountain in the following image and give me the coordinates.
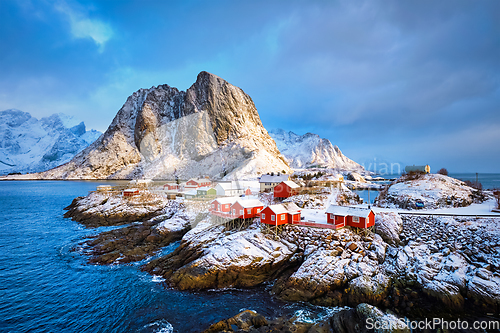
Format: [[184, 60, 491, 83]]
[[0, 109, 101, 175], [38, 71, 291, 180], [269, 129, 363, 171]]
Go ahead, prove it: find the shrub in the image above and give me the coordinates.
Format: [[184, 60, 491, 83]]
[[464, 180, 483, 191], [494, 190, 500, 209], [437, 168, 448, 176], [399, 170, 425, 182]]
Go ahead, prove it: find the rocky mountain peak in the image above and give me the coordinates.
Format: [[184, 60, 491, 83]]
[[269, 128, 363, 171], [37, 72, 290, 180]]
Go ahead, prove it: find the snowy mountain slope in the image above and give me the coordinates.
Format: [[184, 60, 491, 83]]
[[269, 128, 363, 171], [38, 71, 291, 180], [0, 109, 101, 175]]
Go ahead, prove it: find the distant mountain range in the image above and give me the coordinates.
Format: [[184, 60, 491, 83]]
[[269, 129, 363, 171], [3, 73, 365, 180], [0, 109, 101, 175]]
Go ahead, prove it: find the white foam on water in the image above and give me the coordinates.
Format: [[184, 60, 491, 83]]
[[144, 319, 173, 333], [152, 275, 165, 283]]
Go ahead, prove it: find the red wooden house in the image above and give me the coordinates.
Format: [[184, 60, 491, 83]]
[[260, 202, 301, 226], [163, 183, 180, 191], [210, 197, 239, 217], [325, 205, 375, 229], [123, 188, 140, 197], [185, 178, 212, 189], [273, 181, 300, 199], [231, 199, 264, 219]]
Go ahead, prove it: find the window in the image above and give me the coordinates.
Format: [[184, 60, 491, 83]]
[[256, 208, 261, 213], [233, 209, 236, 214], [262, 213, 265, 219], [211, 204, 215, 208], [353, 216, 359, 222], [281, 214, 285, 220], [271, 215, 275, 221], [247, 209, 251, 214], [240, 210, 243, 215]]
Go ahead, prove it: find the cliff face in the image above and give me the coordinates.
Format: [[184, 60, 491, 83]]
[[269, 129, 363, 171], [39, 71, 290, 180]]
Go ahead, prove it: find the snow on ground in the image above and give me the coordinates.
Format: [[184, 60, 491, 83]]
[[155, 217, 191, 233], [378, 173, 484, 210], [301, 208, 327, 223], [356, 198, 500, 216]]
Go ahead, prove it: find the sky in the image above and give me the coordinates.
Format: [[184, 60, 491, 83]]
[[1, 0, 499, 173]]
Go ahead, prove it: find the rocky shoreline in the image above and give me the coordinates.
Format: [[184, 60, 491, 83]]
[[66, 191, 192, 264], [64, 190, 500, 331], [202, 304, 409, 333]]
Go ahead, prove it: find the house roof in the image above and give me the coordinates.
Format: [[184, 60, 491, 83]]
[[282, 180, 300, 189], [266, 204, 289, 214], [325, 205, 373, 218], [265, 202, 301, 214], [216, 182, 244, 191], [185, 189, 198, 196], [236, 199, 264, 208], [188, 178, 210, 183], [124, 188, 139, 192], [213, 197, 239, 205], [259, 174, 289, 183], [197, 186, 213, 191]]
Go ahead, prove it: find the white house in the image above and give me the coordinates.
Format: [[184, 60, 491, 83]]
[[215, 182, 246, 197]]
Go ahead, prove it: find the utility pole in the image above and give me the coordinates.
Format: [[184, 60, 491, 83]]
[[368, 188, 371, 209]]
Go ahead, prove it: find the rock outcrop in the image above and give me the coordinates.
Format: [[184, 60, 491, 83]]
[[376, 173, 486, 209], [38, 72, 290, 180], [272, 215, 500, 317], [64, 191, 173, 227], [142, 222, 301, 290], [202, 305, 409, 333], [65, 190, 191, 264]]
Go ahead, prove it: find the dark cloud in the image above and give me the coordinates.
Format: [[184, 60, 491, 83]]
[[0, 0, 498, 171]]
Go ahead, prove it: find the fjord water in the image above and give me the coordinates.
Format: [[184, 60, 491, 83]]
[[0, 181, 320, 333]]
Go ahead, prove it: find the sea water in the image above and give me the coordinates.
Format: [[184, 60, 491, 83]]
[[0, 181, 335, 333]]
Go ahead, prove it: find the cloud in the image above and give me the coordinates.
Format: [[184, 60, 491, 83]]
[[55, 0, 113, 51]]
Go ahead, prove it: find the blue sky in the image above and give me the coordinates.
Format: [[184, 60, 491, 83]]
[[1, 0, 499, 173]]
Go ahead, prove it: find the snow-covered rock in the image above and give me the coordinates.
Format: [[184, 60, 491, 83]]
[[374, 212, 403, 245], [0, 109, 101, 175], [376, 173, 485, 209], [64, 190, 175, 227], [143, 222, 299, 290], [269, 128, 363, 171], [35, 72, 291, 180]]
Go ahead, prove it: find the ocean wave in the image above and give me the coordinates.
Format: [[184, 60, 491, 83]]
[[143, 319, 173, 333]]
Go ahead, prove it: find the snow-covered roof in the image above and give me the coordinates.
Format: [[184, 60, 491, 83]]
[[282, 180, 300, 189], [188, 178, 211, 183], [266, 204, 289, 214], [213, 197, 239, 205], [326, 205, 373, 218], [124, 188, 139, 192], [216, 182, 244, 191], [197, 186, 213, 191], [236, 199, 264, 208], [185, 189, 198, 196], [259, 174, 289, 183]]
